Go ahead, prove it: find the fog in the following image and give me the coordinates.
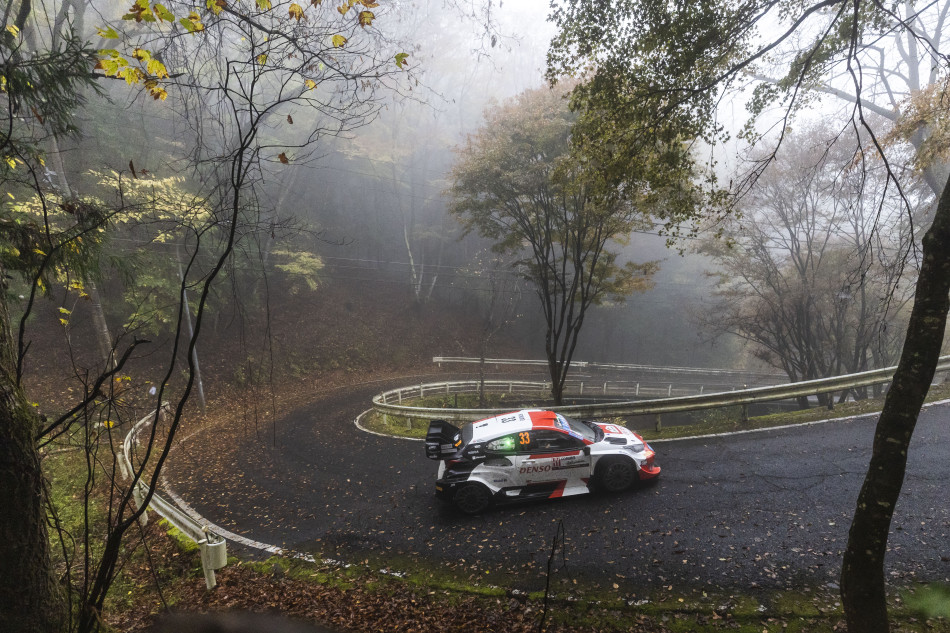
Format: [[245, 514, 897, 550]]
[[37, 0, 749, 377]]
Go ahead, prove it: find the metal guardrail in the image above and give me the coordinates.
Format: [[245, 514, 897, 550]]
[[119, 405, 227, 589], [376, 355, 950, 427], [433, 356, 785, 383], [376, 379, 746, 405]]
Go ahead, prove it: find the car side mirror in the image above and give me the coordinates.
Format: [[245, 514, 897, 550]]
[[583, 446, 591, 456]]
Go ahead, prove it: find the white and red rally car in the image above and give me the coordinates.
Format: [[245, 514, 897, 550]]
[[425, 409, 660, 514]]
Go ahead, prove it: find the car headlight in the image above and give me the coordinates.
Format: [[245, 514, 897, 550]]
[[624, 439, 645, 453]]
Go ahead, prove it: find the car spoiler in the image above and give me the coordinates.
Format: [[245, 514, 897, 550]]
[[425, 419, 462, 460]]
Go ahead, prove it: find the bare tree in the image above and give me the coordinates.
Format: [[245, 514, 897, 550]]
[[700, 126, 917, 405]]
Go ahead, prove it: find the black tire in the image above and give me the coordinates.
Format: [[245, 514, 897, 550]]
[[596, 458, 638, 493], [453, 482, 492, 515]]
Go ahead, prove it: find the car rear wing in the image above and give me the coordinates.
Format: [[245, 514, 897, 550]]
[[425, 419, 462, 460]]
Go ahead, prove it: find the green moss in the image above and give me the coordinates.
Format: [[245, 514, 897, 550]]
[[160, 520, 201, 554], [905, 583, 950, 618]]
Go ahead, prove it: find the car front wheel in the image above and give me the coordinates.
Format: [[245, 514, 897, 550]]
[[453, 482, 492, 515], [596, 458, 637, 493]]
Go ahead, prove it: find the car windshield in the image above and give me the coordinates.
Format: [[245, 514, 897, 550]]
[[555, 414, 597, 442]]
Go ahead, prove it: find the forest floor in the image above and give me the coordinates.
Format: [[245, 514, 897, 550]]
[[103, 515, 949, 633]]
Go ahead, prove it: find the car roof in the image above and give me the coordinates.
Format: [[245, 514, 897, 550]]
[[468, 409, 561, 443]]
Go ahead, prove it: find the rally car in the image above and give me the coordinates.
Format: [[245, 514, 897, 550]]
[[424, 409, 660, 514]]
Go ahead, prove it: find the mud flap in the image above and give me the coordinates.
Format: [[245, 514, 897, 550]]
[[425, 419, 462, 460]]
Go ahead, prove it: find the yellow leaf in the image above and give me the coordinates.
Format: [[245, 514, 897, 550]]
[[257, 53, 268, 65], [256, 0, 272, 9], [58, 307, 71, 315], [336, 2, 348, 14], [33, 248, 46, 256], [289, 2, 304, 20], [147, 58, 168, 78], [207, 0, 226, 14], [59, 318, 69, 326], [304, 78, 316, 90], [5, 157, 15, 169], [331, 33, 346, 47], [359, 0, 378, 7], [5, 25, 19, 37], [357, 9, 373, 27]]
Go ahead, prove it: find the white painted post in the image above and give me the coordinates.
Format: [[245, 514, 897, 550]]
[[131, 483, 149, 527]]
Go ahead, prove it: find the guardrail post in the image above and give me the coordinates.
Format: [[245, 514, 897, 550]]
[[132, 483, 149, 527], [668, 384, 672, 396], [636, 383, 640, 396], [655, 414, 662, 432], [741, 404, 749, 423], [198, 536, 227, 590], [580, 382, 584, 395]]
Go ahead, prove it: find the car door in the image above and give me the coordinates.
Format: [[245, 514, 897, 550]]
[[514, 430, 591, 497]]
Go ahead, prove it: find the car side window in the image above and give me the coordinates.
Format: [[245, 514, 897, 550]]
[[529, 430, 584, 453], [485, 434, 519, 454]]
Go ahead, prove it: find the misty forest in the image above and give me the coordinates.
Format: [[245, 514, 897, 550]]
[[2, 0, 950, 631]]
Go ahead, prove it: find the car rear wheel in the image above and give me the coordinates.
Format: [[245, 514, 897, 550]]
[[453, 482, 492, 515], [596, 458, 637, 493]]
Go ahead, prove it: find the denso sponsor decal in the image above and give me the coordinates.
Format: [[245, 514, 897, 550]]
[[599, 424, 631, 435], [519, 464, 553, 474]]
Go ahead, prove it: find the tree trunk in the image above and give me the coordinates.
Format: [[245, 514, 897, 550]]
[[0, 271, 65, 633], [840, 172, 950, 633]]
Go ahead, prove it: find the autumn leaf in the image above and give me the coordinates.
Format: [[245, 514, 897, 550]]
[[180, 12, 204, 32], [289, 2, 304, 20], [152, 3, 176, 22], [304, 78, 317, 90], [336, 2, 349, 15], [311, 0, 322, 5], [331, 34, 347, 47], [357, 9, 374, 27], [96, 26, 119, 39], [394, 52, 409, 69], [287, 114, 294, 124], [144, 79, 168, 100], [123, 0, 155, 22], [257, 53, 267, 65], [256, 0, 272, 10], [5, 24, 19, 37], [206, 0, 226, 14], [278, 152, 289, 164], [359, 0, 378, 7], [147, 58, 168, 78]]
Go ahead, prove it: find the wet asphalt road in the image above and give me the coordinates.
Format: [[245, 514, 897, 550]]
[[168, 381, 950, 594]]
